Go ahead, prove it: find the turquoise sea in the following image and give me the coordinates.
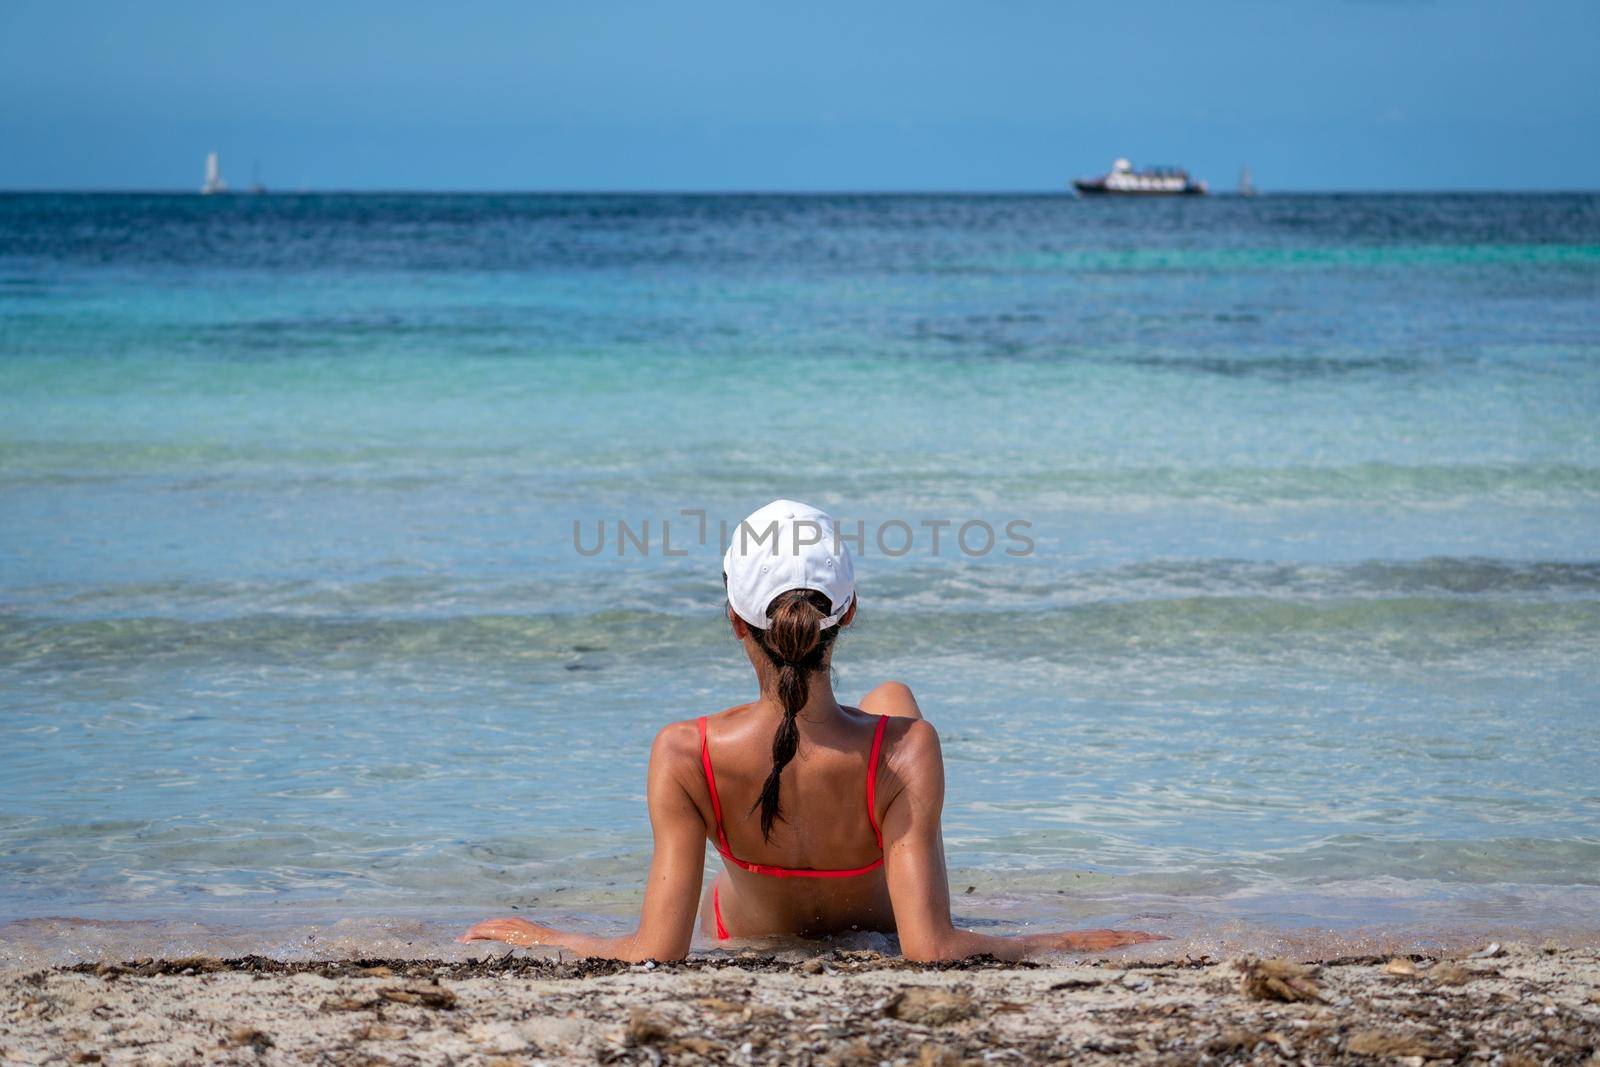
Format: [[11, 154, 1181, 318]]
[[2, 192, 1598, 962]]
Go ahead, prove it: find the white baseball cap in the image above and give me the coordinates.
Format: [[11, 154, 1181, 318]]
[[723, 499, 856, 631]]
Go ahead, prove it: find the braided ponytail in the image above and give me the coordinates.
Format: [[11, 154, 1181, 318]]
[[750, 589, 841, 840]]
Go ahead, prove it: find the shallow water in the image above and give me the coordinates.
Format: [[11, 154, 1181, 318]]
[[1, 192, 1597, 960]]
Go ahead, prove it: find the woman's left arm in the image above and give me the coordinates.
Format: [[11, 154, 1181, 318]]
[[460, 723, 707, 961], [882, 719, 1165, 961]]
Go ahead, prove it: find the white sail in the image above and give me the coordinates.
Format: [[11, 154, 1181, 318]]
[[201, 151, 228, 195]]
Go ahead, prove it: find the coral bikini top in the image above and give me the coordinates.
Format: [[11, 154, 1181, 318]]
[[696, 713, 889, 878]]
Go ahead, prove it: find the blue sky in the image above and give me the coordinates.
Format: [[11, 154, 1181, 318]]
[[2, 0, 1596, 191]]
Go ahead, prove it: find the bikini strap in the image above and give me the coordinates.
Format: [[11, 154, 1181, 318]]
[[697, 716, 733, 856], [865, 714, 889, 849]]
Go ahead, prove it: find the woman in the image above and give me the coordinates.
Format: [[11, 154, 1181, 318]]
[[462, 501, 1164, 961]]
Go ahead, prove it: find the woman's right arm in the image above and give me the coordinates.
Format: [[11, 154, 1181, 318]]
[[880, 719, 1164, 962]]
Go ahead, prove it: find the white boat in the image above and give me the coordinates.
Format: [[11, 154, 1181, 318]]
[[1239, 164, 1257, 198], [201, 151, 228, 195], [1073, 158, 1207, 197]]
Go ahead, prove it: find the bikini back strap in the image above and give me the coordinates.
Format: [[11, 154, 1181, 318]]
[[724, 854, 884, 879], [699, 712, 890, 877], [865, 714, 889, 848], [697, 716, 733, 856]]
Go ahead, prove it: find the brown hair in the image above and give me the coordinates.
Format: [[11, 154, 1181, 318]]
[[747, 588, 843, 841]]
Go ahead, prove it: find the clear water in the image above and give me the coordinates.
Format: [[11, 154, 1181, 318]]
[[2, 193, 1598, 960]]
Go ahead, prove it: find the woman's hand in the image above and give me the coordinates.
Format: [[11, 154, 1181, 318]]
[[458, 917, 559, 947], [1039, 928, 1169, 952]]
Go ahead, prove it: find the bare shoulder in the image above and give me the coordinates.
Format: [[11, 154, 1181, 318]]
[[867, 715, 944, 831], [648, 705, 750, 776], [886, 716, 942, 766], [649, 718, 702, 768], [646, 720, 709, 815], [881, 716, 943, 808]]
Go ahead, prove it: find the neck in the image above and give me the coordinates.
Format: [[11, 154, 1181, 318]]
[[754, 668, 841, 722]]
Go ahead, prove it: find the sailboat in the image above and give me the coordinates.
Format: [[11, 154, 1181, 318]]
[[1238, 164, 1257, 198], [201, 151, 228, 195]]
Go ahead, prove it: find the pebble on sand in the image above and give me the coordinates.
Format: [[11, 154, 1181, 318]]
[[1345, 1028, 1449, 1059], [226, 1027, 274, 1050], [1234, 958, 1324, 1003], [624, 1006, 672, 1046], [883, 987, 978, 1025], [1427, 961, 1481, 986], [377, 982, 458, 1009]]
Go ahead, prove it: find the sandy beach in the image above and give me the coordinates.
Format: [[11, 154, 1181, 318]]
[[4, 941, 1598, 1065]]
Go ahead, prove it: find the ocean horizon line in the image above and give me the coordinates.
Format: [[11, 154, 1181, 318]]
[[4, 186, 1599, 197]]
